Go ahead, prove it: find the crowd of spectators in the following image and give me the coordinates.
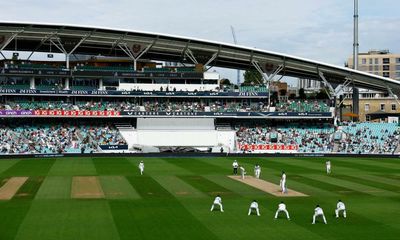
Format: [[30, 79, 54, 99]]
[[0, 123, 127, 154], [3, 100, 334, 113], [236, 123, 335, 153], [337, 122, 399, 154], [275, 100, 330, 112]]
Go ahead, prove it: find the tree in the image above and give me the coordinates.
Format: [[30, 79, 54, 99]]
[[298, 88, 306, 100], [279, 89, 287, 96], [315, 88, 330, 99], [243, 69, 263, 85], [220, 78, 231, 85]]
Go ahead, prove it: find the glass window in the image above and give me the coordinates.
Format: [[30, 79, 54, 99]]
[[369, 58, 373, 64], [362, 58, 367, 64], [392, 104, 396, 111], [396, 65, 400, 71], [365, 104, 370, 111], [383, 65, 390, 71], [375, 58, 379, 64], [383, 58, 390, 64], [369, 66, 373, 71], [380, 104, 385, 111], [396, 58, 400, 63], [383, 72, 390, 77]]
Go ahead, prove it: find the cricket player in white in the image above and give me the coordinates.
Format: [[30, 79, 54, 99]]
[[326, 161, 331, 174], [335, 200, 346, 218], [240, 166, 246, 179], [312, 204, 327, 224], [138, 161, 144, 175], [232, 160, 239, 175], [254, 164, 261, 179], [274, 201, 290, 220], [210, 195, 224, 212], [280, 171, 287, 193], [248, 200, 260, 216]]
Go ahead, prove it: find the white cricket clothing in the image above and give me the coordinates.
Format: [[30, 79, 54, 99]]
[[211, 196, 224, 212], [313, 207, 327, 224], [214, 196, 222, 204], [254, 165, 261, 178], [278, 203, 286, 210], [282, 173, 286, 181], [139, 162, 144, 175], [233, 162, 238, 168], [275, 203, 290, 219], [335, 202, 347, 218], [337, 202, 345, 210], [315, 207, 324, 215], [240, 166, 246, 179], [250, 202, 258, 208], [248, 202, 260, 216]]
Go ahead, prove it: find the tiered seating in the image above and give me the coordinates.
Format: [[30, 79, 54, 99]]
[[236, 123, 335, 153], [18, 63, 62, 70], [7, 101, 74, 110], [0, 84, 30, 89], [338, 122, 399, 154], [176, 67, 195, 72], [276, 100, 330, 112], [76, 65, 134, 72], [143, 67, 171, 72], [0, 123, 127, 154], [239, 85, 268, 93]]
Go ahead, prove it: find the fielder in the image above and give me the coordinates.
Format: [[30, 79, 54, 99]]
[[280, 171, 287, 193], [232, 160, 239, 175], [274, 201, 290, 220], [335, 200, 346, 218], [312, 204, 327, 224], [210, 195, 224, 212], [138, 161, 144, 175], [240, 166, 246, 179], [326, 161, 331, 174], [254, 164, 261, 179], [248, 200, 260, 216]]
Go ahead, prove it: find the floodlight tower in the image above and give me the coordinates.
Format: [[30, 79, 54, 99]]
[[230, 26, 240, 85], [352, 0, 359, 121], [353, 0, 359, 70]]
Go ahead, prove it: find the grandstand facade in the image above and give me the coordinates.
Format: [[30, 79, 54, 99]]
[[1, 22, 400, 155]]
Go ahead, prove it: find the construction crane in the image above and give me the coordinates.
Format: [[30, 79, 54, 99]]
[[230, 26, 240, 85]]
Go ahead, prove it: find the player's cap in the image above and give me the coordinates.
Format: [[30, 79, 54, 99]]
[[316, 204, 320, 207]]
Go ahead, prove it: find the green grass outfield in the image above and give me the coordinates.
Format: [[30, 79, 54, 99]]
[[0, 156, 399, 240]]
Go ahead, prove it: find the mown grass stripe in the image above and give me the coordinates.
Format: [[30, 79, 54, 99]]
[[34, 176, 71, 199], [0, 200, 32, 240], [99, 176, 141, 199], [15, 200, 121, 240], [1, 159, 55, 177], [334, 175, 400, 193], [48, 158, 97, 176], [13, 176, 45, 200], [291, 174, 367, 196], [164, 157, 227, 175], [178, 175, 239, 198], [93, 158, 136, 176], [153, 175, 207, 198], [309, 174, 397, 197]]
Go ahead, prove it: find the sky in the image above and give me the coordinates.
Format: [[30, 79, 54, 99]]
[[1, 0, 399, 85]]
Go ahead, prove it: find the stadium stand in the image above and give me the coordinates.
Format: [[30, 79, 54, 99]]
[[337, 122, 400, 154], [276, 100, 330, 112], [0, 123, 127, 154]]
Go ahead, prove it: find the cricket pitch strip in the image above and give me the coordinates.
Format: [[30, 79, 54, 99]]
[[228, 175, 308, 197]]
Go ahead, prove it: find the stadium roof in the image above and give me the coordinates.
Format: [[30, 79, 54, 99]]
[[1, 21, 400, 94]]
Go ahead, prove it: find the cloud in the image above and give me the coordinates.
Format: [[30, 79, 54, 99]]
[[0, 0, 399, 82]]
